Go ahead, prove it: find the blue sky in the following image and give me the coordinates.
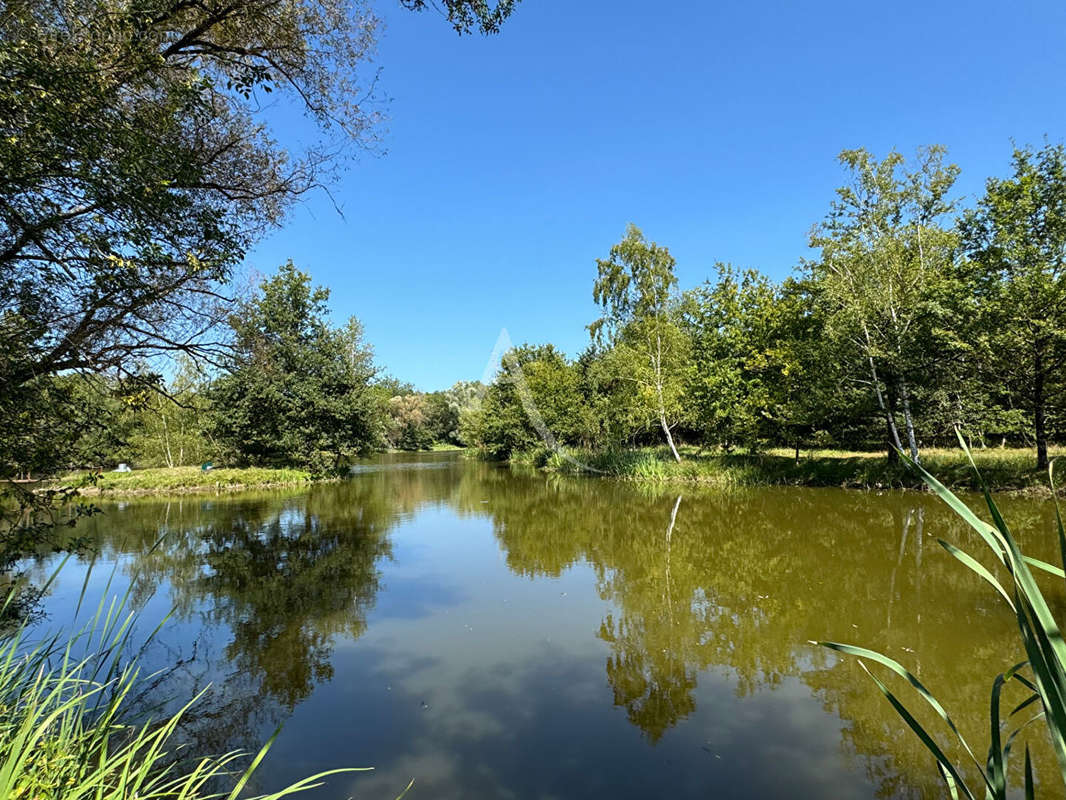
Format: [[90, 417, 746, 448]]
[[247, 0, 1066, 390]]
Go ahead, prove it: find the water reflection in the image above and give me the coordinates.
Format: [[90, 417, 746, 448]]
[[475, 472, 1063, 795], [36, 453, 1066, 799]]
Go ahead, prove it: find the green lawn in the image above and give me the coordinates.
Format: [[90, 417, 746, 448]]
[[59, 465, 314, 494]]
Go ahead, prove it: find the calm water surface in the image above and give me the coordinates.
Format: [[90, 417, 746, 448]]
[[31, 452, 1066, 798]]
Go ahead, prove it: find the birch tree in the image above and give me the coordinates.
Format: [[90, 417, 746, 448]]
[[809, 147, 960, 464], [590, 224, 690, 462]]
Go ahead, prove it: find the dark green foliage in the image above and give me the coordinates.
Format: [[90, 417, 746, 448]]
[[464, 344, 593, 458], [0, 0, 387, 398], [681, 266, 821, 451], [961, 143, 1066, 469], [209, 263, 379, 473], [425, 392, 461, 444]]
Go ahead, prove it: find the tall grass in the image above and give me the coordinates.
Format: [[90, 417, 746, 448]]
[[819, 436, 1066, 798], [0, 565, 398, 800], [506, 443, 1064, 491]]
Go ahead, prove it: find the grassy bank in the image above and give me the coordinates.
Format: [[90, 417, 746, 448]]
[[59, 465, 316, 495], [512, 445, 1065, 493]]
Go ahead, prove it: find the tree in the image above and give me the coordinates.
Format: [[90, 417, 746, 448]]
[[0, 0, 521, 473], [960, 143, 1066, 469], [590, 224, 690, 462], [425, 383, 484, 446], [809, 147, 960, 464], [466, 344, 590, 458], [682, 265, 779, 451], [209, 262, 378, 472], [0, 0, 380, 390], [123, 359, 214, 468], [384, 393, 435, 450]]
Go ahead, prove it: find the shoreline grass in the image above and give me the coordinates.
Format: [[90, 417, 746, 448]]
[[51, 449, 468, 497], [507, 444, 1066, 494], [0, 565, 364, 800], [54, 466, 317, 496]]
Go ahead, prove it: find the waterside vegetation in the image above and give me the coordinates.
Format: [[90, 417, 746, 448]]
[[0, 567, 371, 800], [58, 466, 316, 495], [509, 444, 1066, 494], [464, 145, 1066, 485]]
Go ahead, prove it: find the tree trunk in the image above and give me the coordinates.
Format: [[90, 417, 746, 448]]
[[660, 412, 681, 463], [161, 413, 174, 469], [653, 331, 681, 463], [870, 355, 904, 461], [1035, 347, 1048, 470], [898, 377, 920, 464]]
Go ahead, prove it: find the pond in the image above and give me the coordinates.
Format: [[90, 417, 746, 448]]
[[30, 452, 1064, 799]]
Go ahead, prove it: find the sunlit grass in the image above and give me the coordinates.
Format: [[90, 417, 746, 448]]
[[56, 466, 314, 494], [519, 444, 1065, 492]]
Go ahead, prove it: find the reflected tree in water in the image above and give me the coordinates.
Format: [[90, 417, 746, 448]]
[[485, 473, 1065, 793], [599, 496, 699, 742], [54, 459, 1066, 797]]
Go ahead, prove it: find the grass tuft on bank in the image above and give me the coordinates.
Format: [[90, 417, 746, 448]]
[[59, 466, 315, 495], [510, 445, 1065, 493]]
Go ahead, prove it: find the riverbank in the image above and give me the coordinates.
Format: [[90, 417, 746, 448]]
[[509, 445, 1065, 493], [58, 465, 317, 495]]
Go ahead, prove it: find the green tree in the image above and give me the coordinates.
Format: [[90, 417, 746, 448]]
[[681, 269, 847, 458], [0, 0, 381, 394], [590, 224, 691, 462], [124, 359, 214, 467], [384, 393, 435, 451], [209, 263, 378, 472], [809, 146, 960, 464], [0, 0, 521, 400], [764, 277, 852, 458], [467, 344, 590, 458], [960, 143, 1066, 469], [682, 265, 778, 450], [0, 375, 99, 478]]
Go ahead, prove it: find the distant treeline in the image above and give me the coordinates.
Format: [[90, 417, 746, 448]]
[[464, 143, 1066, 470], [10, 142, 1066, 478], [6, 263, 482, 477]]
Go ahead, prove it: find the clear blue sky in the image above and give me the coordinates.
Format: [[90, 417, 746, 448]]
[[247, 0, 1066, 391]]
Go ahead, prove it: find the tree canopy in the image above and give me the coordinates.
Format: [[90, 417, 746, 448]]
[[208, 262, 379, 472]]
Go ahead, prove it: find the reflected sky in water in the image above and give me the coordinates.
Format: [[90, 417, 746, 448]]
[[28, 452, 1066, 799]]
